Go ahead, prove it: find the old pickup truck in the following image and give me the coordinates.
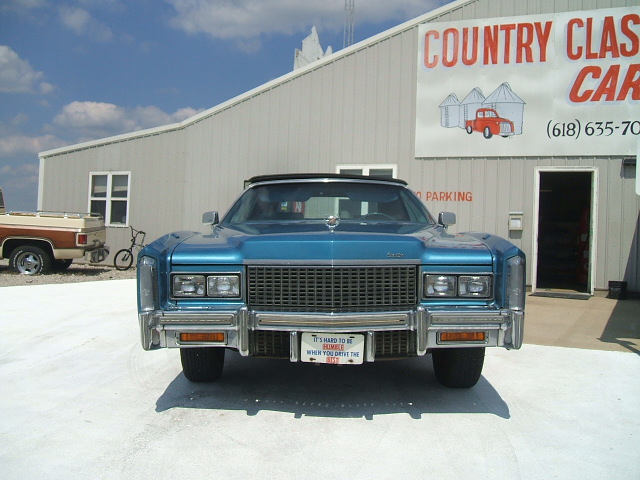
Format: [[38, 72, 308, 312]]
[[465, 108, 515, 139], [137, 174, 525, 389], [1, 211, 109, 274]]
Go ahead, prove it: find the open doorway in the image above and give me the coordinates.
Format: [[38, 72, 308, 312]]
[[535, 170, 595, 294]]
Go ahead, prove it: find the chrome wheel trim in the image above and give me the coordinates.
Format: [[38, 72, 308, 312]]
[[16, 251, 42, 275]]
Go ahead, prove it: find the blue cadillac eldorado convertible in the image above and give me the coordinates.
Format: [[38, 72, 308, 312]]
[[137, 174, 525, 388]]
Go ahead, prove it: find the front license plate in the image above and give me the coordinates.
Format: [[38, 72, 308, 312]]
[[300, 333, 365, 365]]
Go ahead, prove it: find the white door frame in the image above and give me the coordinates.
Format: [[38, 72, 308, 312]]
[[532, 166, 598, 295]]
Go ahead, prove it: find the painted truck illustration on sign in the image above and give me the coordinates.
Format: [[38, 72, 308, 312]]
[[439, 82, 525, 139], [465, 107, 515, 139]]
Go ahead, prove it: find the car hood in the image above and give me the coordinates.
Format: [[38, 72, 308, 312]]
[[169, 222, 494, 266]]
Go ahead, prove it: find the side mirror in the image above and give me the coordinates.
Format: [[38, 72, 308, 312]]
[[438, 212, 456, 228], [202, 211, 219, 226]]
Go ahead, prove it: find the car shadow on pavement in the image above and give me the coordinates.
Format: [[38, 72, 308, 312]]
[[155, 351, 510, 419]]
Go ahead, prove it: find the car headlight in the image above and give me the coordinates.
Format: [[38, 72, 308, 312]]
[[173, 275, 206, 297], [425, 275, 457, 297], [207, 275, 241, 298], [138, 256, 158, 311], [505, 256, 525, 310], [459, 275, 491, 297]]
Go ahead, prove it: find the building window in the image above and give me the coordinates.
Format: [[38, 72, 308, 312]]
[[337, 164, 397, 179], [89, 172, 130, 226]]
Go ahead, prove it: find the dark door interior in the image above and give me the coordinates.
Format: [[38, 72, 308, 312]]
[[537, 171, 592, 292]]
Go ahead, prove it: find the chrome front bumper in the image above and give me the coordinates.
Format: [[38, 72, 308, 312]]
[[139, 306, 524, 358]]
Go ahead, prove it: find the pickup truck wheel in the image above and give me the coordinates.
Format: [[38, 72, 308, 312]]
[[466, 125, 473, 134], [432, 347, 485, 388], [180, 347, 225, 382], [483, 127, 493, 139], [10, 246, 52, 275]]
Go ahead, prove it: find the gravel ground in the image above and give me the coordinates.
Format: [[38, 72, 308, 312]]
[[0, 259, 137, 287]]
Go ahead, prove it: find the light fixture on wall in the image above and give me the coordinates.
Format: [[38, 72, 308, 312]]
[[508, 211, 524, 232]]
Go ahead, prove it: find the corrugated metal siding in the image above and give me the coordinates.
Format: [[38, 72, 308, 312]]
[[415, 156, 640, 290], [38, 0, 639, 290]]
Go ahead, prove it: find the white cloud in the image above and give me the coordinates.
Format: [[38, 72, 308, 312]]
[[166, 0, 444, 40], [0, 46, 55, 94], [0, 134, 66, 157], [58, 5, 114, 42], [52, 101, 204, 140], [0, 0, 48, 16], [0, 102, 203, 158]]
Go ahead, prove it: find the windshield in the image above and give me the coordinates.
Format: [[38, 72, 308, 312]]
[[223, 180, 434, 225]]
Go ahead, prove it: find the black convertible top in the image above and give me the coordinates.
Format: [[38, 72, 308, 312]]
[[246, 173, 408, 186]]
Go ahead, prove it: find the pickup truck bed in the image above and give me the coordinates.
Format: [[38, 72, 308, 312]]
[[0, 211, 109, 274]]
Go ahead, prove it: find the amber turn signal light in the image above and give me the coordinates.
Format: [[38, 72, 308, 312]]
[[179, 332, 226, 343], [440, 331, 486, 342]]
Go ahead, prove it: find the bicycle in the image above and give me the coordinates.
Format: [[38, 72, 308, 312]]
[[113, 226, 147, 271]]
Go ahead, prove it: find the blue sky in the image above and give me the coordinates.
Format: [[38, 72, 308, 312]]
[[1, 0, 448, 211]]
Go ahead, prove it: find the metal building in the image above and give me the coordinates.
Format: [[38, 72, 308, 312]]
[[38, 0, 640, 295]]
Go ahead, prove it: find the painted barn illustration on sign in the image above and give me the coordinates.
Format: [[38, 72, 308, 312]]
[[440, 83, 525, 136]]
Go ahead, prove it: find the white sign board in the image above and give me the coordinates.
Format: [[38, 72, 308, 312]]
[[637, 139, 640, 195], [416, 7, 639, 157]]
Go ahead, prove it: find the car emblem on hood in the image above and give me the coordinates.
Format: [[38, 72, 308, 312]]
[[325, 215, 340, 232]]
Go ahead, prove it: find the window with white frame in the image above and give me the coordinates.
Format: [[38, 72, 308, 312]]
[[337, 164, 397, 179], [89, 172, 130, 226]]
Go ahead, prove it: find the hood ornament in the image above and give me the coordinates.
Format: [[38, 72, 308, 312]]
[[325, 215, 340, 233]]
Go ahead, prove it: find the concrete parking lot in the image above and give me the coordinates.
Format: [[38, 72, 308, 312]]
[[1, 279, 639, 480]]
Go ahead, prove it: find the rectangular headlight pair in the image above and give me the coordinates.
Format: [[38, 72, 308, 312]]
[[172, 274, 241, 298], [424, 274, 491, 298]]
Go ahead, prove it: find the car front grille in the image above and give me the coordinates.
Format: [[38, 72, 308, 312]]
[[247, 265, 417, 312], [251, 331, 290, 357], [375, 330, 413, 358], [500, 122, 512, 133], [250, 330, 414, 359]]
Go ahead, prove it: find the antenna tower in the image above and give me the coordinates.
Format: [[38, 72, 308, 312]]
[[343, 0, 354, 48]]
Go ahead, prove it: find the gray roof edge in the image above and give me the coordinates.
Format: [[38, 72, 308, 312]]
[[39, 0, 476, 159]]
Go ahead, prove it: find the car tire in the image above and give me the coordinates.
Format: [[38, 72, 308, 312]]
[[483, 127, 493, 139], [432, 347, 485, 388], [466, 125, 473, 134], [10, 246, 52, 275], [180, 347, 225, 382]]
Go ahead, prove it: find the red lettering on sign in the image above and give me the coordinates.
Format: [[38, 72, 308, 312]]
[[585, 17, 599, 59], [323, 343, 345, 351], [567, 18, 583, 60], [442, 28, 459, 67], [483, 25, 499, 65], [423, 21, 551, 68], [592, 64, 620, 101], [424, 30, 439, 68], [462, 26, 478, 65], [567, 14, 640, 61], [535, 21, 552, 61], [516, 23, 534, 63], [326, 356, 340, 364], [618, 64, 640, 101], [569, 64, 640, 102], [621, 14, 640, 56], [420, 191, 473, 202]]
